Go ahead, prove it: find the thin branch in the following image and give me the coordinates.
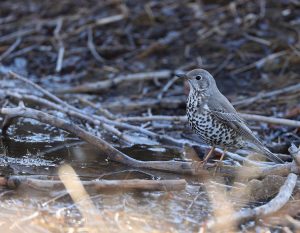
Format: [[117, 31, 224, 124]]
[[0, 28, 36, 43], [56, 70, 174, 93], [230, 50, 288, 75], [103, 96, 185, 111], [241, 113, 300, 128], [8, 71, 71, 108], [87, 27, 104, 62], [157, 75, 180, 100], [54, 18, 64, 73], [96, 14, 125, 26], [233, 82, 300, 107], [78, 97, 115, 120], [243, 33, 271, 46], [0, 37, 21, 61], [119, 114, 300, 128]]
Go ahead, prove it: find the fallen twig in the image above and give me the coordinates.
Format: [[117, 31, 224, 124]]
[[103, 96, 185, 111], [0, 37, 21, 61], [5, 175, 187, 191], [233, 82, 300, 107], [206, 173, 298, 230], [216, 162, 298, 179], [119, 114, 300, 128], [96, 14, 125, 26], [87, 27, 104, 63], [54, 18, 65, 73], [230, 50, 288, 75], [157, 75, 180, 100], [56, 70, 174, 93], [241, 113, 300, 128]]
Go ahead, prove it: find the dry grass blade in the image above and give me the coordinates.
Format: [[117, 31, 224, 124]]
[[58, 165, 106, 232]]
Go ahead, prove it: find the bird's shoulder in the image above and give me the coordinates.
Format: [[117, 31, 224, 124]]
[[206, 90, 244, 123], [206, 90, 258, 140]]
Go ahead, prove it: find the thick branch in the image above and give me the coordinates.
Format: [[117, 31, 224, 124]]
[[6, 176, 187, 191]]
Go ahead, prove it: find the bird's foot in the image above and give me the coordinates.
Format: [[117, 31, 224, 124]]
[[200, 146, 215, 164], [213, 149, 226, 175], [213, 160, 224, 176]]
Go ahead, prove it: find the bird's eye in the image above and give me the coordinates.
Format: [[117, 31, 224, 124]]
[[195, 75, 202, 80]]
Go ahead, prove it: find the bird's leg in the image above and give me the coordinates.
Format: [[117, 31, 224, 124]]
[[214, 148, 227, 175], [219, 148, 227, 162], [202, 146, 215, 164]]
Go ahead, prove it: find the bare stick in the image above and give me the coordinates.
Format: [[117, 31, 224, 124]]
[[241, 113, 300, 128], [206, 173, 298, 230], [87, 27, 104, 62], [215, 161, 299, 179], [8, 71, 71, 108], [6, 176, 187, 191], [78, 97, 115, 119], [56, 70, 173, 93], [96, 14, 125, 26], [0, 28, 36, 43], [103, 96, 185, 111], [233, 82, 300, 107], [289, 144, 300, 166], [119, 115, 187, 122], [54, 18, 64, 73], [0, 37, 21, 61], [243, 33, 271, 46], [119, 114, 300, 128], [157, 75, 180, 100], [230, 50, 288, 75]]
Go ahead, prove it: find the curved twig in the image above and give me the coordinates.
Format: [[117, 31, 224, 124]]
[[206, 173, 298, 230], [0, 105, 198, 174]]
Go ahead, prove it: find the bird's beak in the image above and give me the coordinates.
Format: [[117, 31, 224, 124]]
[[175, 73, 187, 79]]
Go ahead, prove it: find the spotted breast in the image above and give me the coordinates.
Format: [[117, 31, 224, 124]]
[[187, 91, 244, 148]]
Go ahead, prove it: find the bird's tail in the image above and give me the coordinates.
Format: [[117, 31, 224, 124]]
[[252, 144, 284, 164]]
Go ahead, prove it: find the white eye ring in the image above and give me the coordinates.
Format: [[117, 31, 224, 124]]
[[195, 75, 202, 80]]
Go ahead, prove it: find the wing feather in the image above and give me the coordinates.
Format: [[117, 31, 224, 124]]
[[205, 90, 283, 163], [207, 91, 255, 140]]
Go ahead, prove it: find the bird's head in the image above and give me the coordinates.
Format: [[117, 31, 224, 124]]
[[176, 69, 216, 94]]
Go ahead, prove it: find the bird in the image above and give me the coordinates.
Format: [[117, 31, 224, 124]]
[[176, 69, 283, 164]]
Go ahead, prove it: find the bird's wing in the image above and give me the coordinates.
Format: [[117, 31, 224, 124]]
[[206, 91, 283, 163], [207, 91, 251, 136]]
